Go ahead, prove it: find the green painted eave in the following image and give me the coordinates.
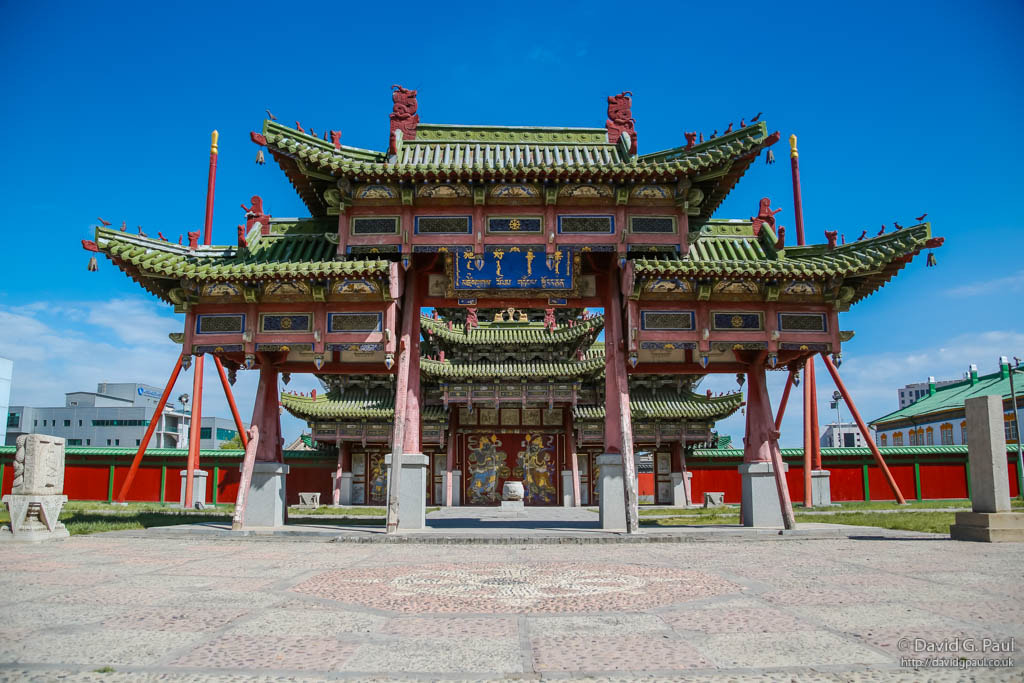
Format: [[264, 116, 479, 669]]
[[573, 389, 743, 421], [280, 391, 447, 422], [421, 315, 604, 347], [421, 356, 606, 380], [691, 444, 1013, 459], [0, 446, 324, 459], [871, 367, 1024, 426]]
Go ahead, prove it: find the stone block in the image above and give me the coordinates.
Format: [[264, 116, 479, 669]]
[[597, 454, 626, 531], [561, 470, 574, 507], [12, 434, 65, 495], [1, 494, 69, 542], [671, 472, 693, 507], [178, 470, 208, 508], [811, 469, 832, 507], [739, 461, 787, 527], [950, 511, 1024, 543], [442, 470, 461, 506], [965, 395, 1011, 513], [385, 453, 428, 530], [332, 472, 353, 506], [502, 480, 524, 501], [499, 500, 525, 511], [703, 492, 725, 508], [242, 462, 289, 527], [297, 492, 321, 508]]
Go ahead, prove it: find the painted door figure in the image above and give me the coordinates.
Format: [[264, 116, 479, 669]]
[[368, 452, 387, 505], [464, 432, 560, 505]]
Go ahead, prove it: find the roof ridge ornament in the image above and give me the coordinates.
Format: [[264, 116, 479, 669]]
[[389, 85, 419, 155], [605, 91, 637, 154]]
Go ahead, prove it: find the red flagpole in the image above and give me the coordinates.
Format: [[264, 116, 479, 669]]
[[790, 134, 805, 246]]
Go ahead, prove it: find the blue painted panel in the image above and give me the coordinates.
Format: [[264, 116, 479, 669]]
[[452, 246, 572, 291]]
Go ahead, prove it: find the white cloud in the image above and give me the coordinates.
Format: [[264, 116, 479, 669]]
[[946, 270, 1024, 297]]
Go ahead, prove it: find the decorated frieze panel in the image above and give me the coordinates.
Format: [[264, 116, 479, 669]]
[[415, 215, 472, 234], [500, 408, 519, 426], [192, 344, 244, 354], [558, 183, 613, 199], [640, 311, 694, 331], [332, 279, 379, 296], [542, 409, 563, 426], [712, 342, 767, 354], [712, 312, 763, 331], [416, 183, 471, 199], [778, 312, 827, 333], [351, 217, 399, 235], [499, 386, 522, 399], [780, 281, 819, 299], [630, 216, 676, 234], [346, 245, 400, 255], [338, 348, 384, 363], [522, 409, 541, 426], [780, 342, 832, 352], [355, 184, 399, 200], [472, 386, 496, 398], [255, 343, 313, 352], [488, 184, 539, 200], [478, 408, 498, 426], [629, 185, 672, 200], [326, 343, 384, 352], [643, 278, 692, 295], [200, 283, 242, 300], [328, 312, 382, 333], [712, 280, 760, 298], [459, 407, 474, 424], [487, 216, 542, 233], [638, 342, 690, 364], [262, 281, 311, 302], [557, 215, 614, 234], [196, 314, 245, 335], [259, 313, 312, 334]]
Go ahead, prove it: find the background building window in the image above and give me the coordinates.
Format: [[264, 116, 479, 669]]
[[63, 419, 71, 427], [880, 434, 887, 446], [67, 439, 82, 446], [926, 428, 934, 445], [199, 428, 212, 440], [893, 432, 904, 446], [6, 413, 19, 428], [941, 424, 953, 445]]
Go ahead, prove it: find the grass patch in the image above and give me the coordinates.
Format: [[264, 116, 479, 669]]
[[642, 510, 956, 534], [93, 666, 116, 674]]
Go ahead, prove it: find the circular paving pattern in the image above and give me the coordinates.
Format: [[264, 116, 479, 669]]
[[290, 562, 742, 613]]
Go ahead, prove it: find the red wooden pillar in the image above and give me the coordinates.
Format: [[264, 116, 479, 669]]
[[403, 278, 422, 456], [745, 354, 796, 528], [809, 359, 822, 470], [184, 355, 204, 508], [386, 267, 417, 533], [604, 270, 639, 533], [253, 362, 281, 462], [333, 442, 350, 505], [803, 358, 813, 507], [445, 407, 458, 506]]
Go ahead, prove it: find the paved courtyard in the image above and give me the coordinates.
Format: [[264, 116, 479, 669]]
[[0, 531, 1021, 681]]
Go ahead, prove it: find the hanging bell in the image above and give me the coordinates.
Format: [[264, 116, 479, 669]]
[[282, 372, 291, 385], [926, 251, 937, 267], [768, 352, 778, 368], [628, 352, 638, 368], [244, 353, 255, 370], [384, 353, 395, 370], [699, 352, 710, 368], [832, 352, 843, 368], [255, 149, 265, 165], [766, 149, 775, 165], [181, 354, 192, 371], [792, 370, 801, 387], [227, 367, 237, 385], [736, 372, 745, 387], [87, 256, 98, 272], [313, 354, 325, 371]]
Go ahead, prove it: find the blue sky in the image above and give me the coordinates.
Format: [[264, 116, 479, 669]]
[[2, 1, 1022, 446]]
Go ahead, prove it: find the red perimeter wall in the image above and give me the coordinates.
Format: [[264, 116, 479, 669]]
[[1, 450, 1019, 505]]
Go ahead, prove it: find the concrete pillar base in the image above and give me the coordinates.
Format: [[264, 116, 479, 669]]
[[561, 470, 575, 507], [671, 472, 693, 507], [597, 454, 625, 531], [1, 494, 70, 542], [811, 469, 832, 507], [179, 470, 209, 508], [442, 470, 462, 506], [385, 453, 428, 530], [950, 511, 1024, 542], [331, 472, 353, 506], [739, 461, 787, 527], [242, 462, 289, 527]]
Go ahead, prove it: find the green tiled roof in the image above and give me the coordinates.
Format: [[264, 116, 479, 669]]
[[94, 223, 389, 303], [421, 315, 604, 347], [573, 389, 743, 421], [0, 446, 324, 459], [421, 356, 606, 380], [280, 390, 447, 422], [871, 366, 1023, 426], [633, 223, 935, 304]]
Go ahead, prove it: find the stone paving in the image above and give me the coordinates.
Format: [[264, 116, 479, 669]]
[[0, 531, 1021, 681]]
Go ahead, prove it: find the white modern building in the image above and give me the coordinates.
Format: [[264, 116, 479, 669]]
[[897, 378, 961, 409], [5, 382, 244, 450], [820, 422, 869, 448]]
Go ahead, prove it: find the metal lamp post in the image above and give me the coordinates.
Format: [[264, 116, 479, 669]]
[[830, 390, 843, 446]]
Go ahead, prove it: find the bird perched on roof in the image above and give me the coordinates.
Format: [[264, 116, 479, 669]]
[[893, 220, 903, 230], [858, 230, 867, 241], [97, 217, 111, 227], [724, 122, 733, 133], [915, 213, 928, 221], [751, 111, 763, 122], [265, 109, 276, 121], [878, 225, 886, 235]]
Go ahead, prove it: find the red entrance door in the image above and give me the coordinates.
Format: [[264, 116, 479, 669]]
[[464, 432, 559, 505]]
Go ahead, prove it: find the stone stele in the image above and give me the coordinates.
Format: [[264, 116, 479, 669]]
[[2, 434, 70, 542]]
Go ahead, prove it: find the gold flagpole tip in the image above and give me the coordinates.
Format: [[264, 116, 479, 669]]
[[789, 134, 798, 158], [211, 130, 219, 153]]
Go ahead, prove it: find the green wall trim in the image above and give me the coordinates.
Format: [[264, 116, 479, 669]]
[[913, 462, 923, 501], [212, 465, 220, 505], [106, 464, 115, 502], [862, 464, 870, 502], [159, 465, 167, 504], [965, 461, 972, 499]]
